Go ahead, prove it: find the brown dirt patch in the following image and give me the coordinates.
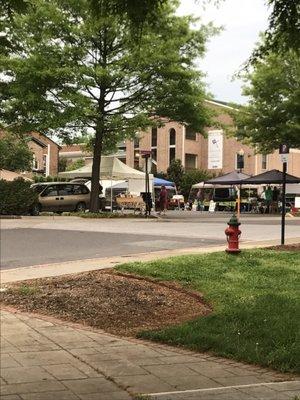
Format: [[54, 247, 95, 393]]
[[267, 243, 300, 252], [0, 269, 210, 336]]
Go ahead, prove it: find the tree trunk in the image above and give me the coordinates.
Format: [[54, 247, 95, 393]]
[[89, 126, 103, 212]]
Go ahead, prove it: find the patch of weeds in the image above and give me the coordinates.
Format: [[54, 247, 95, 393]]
[[19, 285, 39, 296]]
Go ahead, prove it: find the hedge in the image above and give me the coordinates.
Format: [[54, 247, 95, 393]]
[[0, 178, 38, 215]]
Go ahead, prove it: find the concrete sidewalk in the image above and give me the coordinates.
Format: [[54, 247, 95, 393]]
[[1, 309, 299, 400]]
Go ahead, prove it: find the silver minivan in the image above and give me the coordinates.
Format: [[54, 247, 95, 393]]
[[31, 182, 90, 214]]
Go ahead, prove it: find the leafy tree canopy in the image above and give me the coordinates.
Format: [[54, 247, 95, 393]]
[[167, 159, 185, 188], [0, 0, 215, 211], [252, 0, 300, 61], [233, 50, 300, 153], [0, 133, 33, 171], [180, 168, 211, 199]]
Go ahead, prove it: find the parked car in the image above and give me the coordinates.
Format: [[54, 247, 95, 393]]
[[31, 182, 90, 214]]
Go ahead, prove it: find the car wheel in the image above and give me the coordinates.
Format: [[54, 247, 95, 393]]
[[31, 204, 41, 216], [76, 202, 86, 212]]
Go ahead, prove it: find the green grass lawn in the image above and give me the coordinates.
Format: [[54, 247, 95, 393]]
[[117, 249, 300, 373]]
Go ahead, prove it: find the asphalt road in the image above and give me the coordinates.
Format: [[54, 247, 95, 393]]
[[1, 228, 224, 270], [1, 213, 299, 270]]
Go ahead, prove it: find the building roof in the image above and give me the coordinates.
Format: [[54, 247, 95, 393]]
[[30, 131, 61, 149]]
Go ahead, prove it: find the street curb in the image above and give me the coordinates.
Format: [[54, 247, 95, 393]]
[[1, 237, 299, 284]]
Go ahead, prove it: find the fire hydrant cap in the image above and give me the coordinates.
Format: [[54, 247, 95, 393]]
[[227, 214, 240, 226]]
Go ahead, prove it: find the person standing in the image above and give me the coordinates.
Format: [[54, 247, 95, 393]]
[[272, 186, 279, 213], [196, 188, 204, 211], [158, 185, 168, 215], [264, 185, 273, 213]]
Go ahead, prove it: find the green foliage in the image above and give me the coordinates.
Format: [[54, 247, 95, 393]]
[[166, 159, 184, 188], [180, 169, 211, 199], [65, 158, 85, 172], [0, 178, 38, 215], [58, 157, 68, 173], [19, 284, 38, 296], [0, 133, 33, 171], [251, 0, 300, 61], [0, 0, 215, 211], [118, 249, 300, 373], [63, 212, 155, 218], [33, 175, 67, 182], [234, 50, 300, 152], [155, 171, 168, 180]]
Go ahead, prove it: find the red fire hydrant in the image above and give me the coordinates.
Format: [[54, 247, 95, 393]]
[[225, 214, 241, 254]]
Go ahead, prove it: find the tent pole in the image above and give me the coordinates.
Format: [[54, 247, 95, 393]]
[[237, 184, 241, 219], [110, 177, 113, 212]]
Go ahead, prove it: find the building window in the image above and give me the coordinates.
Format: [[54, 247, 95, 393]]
[[151, 127, 157, 147], [134, 136, 139, 149], [42, 154, 47, 172], [185, 153, 197, 170], [152, 148, 157, 162], [169, 128, 176, 146], [236, 153, 245, 170], [186, 127, 196, 140], [169, 147, 176, 163], [134, 155, 139, 170], [261, 154, 267, 170], [32, 155, 38, 170]]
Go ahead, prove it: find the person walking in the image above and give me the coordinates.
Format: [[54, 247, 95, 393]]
[[158, 185, 168, 215]]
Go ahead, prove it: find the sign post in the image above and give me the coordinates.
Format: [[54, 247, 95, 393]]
[[140, 150, 152, 216], [279, 144, 289, 245]]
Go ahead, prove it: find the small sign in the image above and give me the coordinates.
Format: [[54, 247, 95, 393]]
[[208, 200, 216, 213], [279, 144, 289, 154], [140, 150, 151, 156], [280, 154, 289, 163]]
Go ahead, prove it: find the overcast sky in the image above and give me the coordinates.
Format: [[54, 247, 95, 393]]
[[177, 0, 270, 104]]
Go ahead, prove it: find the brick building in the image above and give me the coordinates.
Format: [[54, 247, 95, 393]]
[[0, 130, 60, 176], [124, 100, 300, 177], [29, 131, 60, 176]]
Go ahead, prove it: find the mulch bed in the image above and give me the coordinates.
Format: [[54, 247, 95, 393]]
[[267, 243, 300, 252], [0, 270, 210, 336]]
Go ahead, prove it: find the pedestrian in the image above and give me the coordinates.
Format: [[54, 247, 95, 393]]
[[263, 185, 273, 213], [158, 185, 168, 215], [271, 186, 279, 213], [196, 188, 204, 211]]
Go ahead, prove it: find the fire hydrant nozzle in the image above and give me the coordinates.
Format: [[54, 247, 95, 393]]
[[225, 214, 241, 254]]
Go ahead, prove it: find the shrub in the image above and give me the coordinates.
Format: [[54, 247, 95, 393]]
[[180, 169, 211, 199], [66, 158, 85, 171], [0, 178, 38, 215], [33, 175, 68, 182]]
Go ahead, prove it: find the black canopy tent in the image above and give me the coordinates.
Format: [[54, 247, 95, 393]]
[[205, 171, 251, 218], [241, 169, 300, 184], [242, 169, 300, 245], [205, 171, 251, 185]]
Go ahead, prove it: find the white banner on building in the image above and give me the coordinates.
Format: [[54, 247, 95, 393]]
[[208, 130, 223, 169]]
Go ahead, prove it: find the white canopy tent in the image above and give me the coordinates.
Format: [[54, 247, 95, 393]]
[[59, 156, 153, 209], [59, 156, 151, 180]]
